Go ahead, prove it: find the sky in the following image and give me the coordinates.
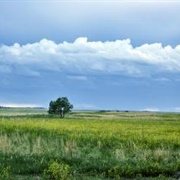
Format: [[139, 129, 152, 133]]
[[0, 0, 180, 111]]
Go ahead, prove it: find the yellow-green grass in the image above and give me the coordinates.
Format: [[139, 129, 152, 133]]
[[0, 112, 179, 179]]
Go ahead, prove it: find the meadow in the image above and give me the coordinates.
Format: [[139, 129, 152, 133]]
[[0, 109, 180, 179]]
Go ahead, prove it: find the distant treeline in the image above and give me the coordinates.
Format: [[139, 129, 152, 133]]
[[97, 110, 129, 113]]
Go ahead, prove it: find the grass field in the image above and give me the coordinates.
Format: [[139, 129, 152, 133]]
[[0, 109, 180, 179]]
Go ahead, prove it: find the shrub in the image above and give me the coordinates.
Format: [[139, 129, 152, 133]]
[[0, 166, 11, 180], [44, 161, 71, 180]]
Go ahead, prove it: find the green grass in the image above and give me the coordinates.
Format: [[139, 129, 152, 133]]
[[0, 107, 47, 116], [0, 110, 179, 179]]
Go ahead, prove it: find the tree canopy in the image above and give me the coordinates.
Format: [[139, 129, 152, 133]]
[[48, 97, 73, 118]]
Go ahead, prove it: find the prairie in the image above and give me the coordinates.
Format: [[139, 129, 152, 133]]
[[0, 109, 179, 179]]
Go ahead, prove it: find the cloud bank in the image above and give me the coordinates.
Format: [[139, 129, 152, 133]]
[[0, 37, 180, 77]]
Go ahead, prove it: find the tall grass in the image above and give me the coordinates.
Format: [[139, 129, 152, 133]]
[[0, 112, 179, 179]]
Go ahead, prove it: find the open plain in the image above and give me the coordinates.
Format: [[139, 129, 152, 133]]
[[0, 109, 179, 179]]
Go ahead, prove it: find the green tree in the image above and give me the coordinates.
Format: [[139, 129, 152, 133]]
[[48, 97, 73, 118]]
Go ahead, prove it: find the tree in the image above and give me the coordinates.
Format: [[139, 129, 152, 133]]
[[48, 97, 73, 118]]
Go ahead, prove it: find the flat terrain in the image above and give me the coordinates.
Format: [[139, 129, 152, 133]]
[[0, 109, 179, 179]]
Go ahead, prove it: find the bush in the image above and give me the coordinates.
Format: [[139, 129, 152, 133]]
[[44, 161, 71, 180], [0, 166, 11, 180]]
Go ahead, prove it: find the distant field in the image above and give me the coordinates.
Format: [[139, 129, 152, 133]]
[[0, 109, 179, 179], [0, 107, 47, 116]]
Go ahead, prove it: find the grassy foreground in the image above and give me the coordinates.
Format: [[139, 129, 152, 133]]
[[0, 110, 180, 179]]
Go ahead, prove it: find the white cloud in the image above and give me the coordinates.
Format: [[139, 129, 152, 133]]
[[143, 108, 160, 112], [0, 37, 180, 77]]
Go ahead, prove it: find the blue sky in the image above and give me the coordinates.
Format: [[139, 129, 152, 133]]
[[0, 0, 180, 111]]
